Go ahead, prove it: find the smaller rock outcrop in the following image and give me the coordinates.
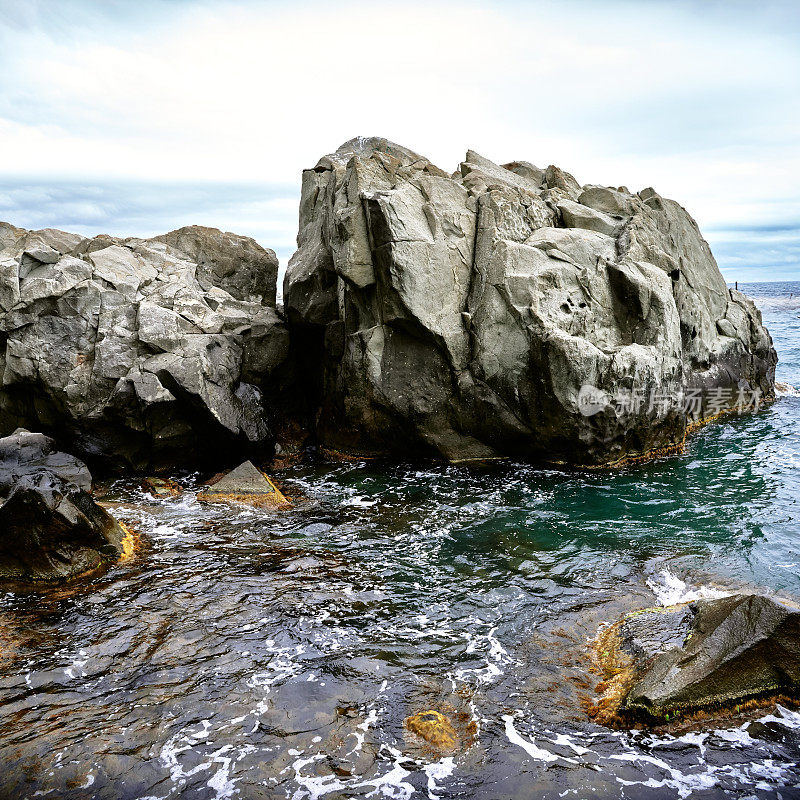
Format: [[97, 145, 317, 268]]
[[0, 429, 131, 582], [197, 460, 289, 508], [0, 223, 289, 470], [589, 594, 800, 725]]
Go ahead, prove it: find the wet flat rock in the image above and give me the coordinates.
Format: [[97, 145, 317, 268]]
[[591, 593, 800, 725], [197, 460, 289, 509]]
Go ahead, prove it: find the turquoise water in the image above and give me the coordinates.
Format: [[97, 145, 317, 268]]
[[0, 282, 798, 798]]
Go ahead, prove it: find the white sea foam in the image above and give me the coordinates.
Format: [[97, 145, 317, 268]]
[[647, 569, 732, 607], [423, 757, 456, 800], [776, 381, 800, 397], [455, 622, 516, 687], [505, 704, 800, 800], [342, 495, 378, 508], [160, 720, 213, 784], [248, 643, 306, 714], [287, 744, 417, 800], [502, 714, 576, 764]]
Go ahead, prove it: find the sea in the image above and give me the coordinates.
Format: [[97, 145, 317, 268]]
[[0, 282, 799, 799]]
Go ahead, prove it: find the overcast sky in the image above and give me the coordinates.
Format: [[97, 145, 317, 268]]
[[1, 0, 798, 283]]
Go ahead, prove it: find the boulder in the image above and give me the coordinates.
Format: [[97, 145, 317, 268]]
[[0, 427, 91, 492], [283, 137, 776, 464], [0, 224, 289, 470], [151, 225, 278, 305], [197, 460, 289, 508], [625, 595, 800, 719], [589, 594, 800, 724], [0, 430, 130, 582]]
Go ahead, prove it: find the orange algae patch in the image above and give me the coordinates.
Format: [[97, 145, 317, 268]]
[[118, 521, 137, 562], [582, 620, 638, 727], [404, 710, 459, 752]]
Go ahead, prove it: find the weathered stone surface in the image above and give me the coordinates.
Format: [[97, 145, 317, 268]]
[[0, 427, 91, 492], [0, 224, 288, 470], [284, 137, 777, 464], [625, 595, 800, 718], [0, 429, 129, 582], [618, 604, 694, 663], [152, 225, 278, 305]]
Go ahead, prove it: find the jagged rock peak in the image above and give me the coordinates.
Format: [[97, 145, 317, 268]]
[[283, 137, 776, 465]]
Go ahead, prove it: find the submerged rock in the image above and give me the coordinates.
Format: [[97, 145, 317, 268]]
[[197, 460, 289, 508], [404, 710, 458, 752], [141, 477, 183, 499], [284, 137, 776, 464], [590, 594, 800, 724], [0, 223, 289, 470], [0, 430, 131, 582]]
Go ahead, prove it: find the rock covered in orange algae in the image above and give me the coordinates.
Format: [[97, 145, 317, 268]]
[[404, 710, 459, 752], [587, 595, 800, 728], [141, 477, 183, 498], [197, 460, 289, 509]]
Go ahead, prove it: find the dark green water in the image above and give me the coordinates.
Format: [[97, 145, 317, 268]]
[[0, 282, 799, 799]]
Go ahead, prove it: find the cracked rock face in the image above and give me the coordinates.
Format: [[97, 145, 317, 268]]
[[284, 137, 777, 464], [0, 223, 288, 470]]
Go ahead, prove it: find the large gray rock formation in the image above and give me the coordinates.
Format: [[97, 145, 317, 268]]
[[0, 429, 129, 582], [284, 137, 776, 464], [0, 223, 289, 469]]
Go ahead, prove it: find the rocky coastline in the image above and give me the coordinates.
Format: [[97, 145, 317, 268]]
[[0, 137, 793, 731], [0, 137, 777, 473]]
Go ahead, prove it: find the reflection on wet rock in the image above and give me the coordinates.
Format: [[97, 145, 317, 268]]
[[1, 421, 800, 798], [197, 460, 290, 509]]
